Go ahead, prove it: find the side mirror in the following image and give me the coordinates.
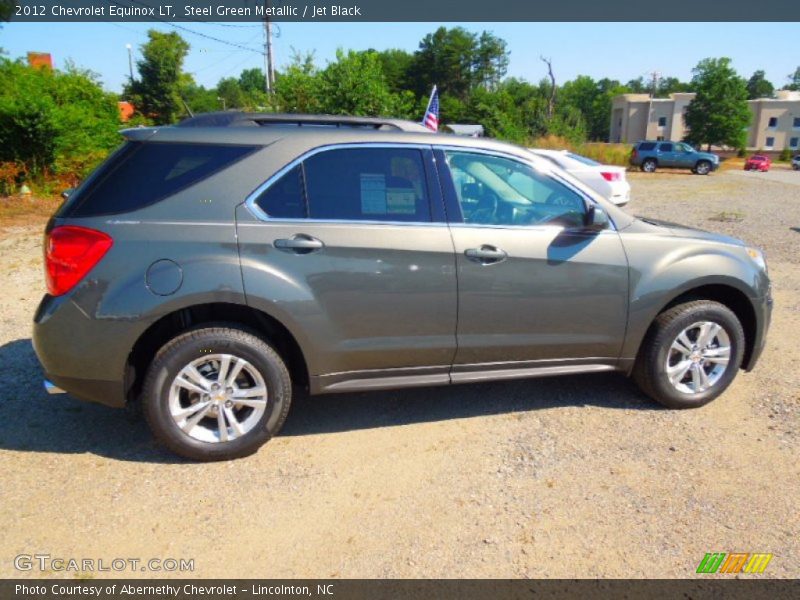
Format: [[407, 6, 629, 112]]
[[584, 205, 609, 231], [61, 188, 74, 200]]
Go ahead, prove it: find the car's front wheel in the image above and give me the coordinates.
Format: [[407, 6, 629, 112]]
[[142, 326, 292, 461], [694, 160, 712, 175], [633, 300, 744, 409]]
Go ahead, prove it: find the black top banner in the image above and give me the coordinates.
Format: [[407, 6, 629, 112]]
[[7, 0, 800, 22]]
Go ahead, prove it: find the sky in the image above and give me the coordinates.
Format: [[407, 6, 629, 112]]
[[1, 22, 798, 94]]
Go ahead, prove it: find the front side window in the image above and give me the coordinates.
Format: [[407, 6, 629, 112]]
[[303, 148, 431, 222], [444, 151, 587, 229]]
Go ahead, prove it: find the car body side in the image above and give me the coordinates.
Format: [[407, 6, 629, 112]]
[[32, 127, 771, 408]]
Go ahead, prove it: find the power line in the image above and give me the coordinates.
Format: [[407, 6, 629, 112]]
[[100, 0, 265, 55]]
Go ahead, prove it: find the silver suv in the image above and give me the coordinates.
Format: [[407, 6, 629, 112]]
[[34, 113, 772, 460]]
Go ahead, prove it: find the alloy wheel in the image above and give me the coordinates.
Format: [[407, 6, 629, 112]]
[[168, 354, 268, 443], [665, 321, 731, 395]]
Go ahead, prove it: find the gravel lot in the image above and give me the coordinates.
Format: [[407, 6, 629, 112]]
[[0, 169, 797, 579]]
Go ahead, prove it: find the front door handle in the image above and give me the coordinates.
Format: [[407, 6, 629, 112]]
[[274, 234, 324, 254], [465, 245, 507, 264]]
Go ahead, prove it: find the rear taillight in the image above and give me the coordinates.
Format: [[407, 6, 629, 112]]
[[601, 171, 622, 182], [45, 226, 113, 296]]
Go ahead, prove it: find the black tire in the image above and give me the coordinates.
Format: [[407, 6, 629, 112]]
[[632, 300, 744, 409], [641, 158, 657, 173], [695, 160, 712, 175], [142, 326, 292, 461]]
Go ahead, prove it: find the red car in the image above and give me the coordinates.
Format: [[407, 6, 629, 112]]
[[744, 154, 771, 171]]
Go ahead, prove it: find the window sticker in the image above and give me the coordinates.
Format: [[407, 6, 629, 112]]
[[386, 188, 416, 214], [360, 173, 387, 214]]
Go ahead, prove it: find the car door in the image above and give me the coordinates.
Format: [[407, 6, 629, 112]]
[[673, 142, 696, 168], [236, 144, 458, 392], [435, 148, 629, 376], [657, 142, 676, 167]]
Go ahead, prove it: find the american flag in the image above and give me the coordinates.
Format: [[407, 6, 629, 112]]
[[422, 86, 439, 131]]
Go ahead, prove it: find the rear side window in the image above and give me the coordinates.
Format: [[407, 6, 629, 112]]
[[62, 142, 259, 217], [658, 143, 673, 152], [303, 148, 431, 222], [638, 142, 656, 151], [253, 165, 306, 218]]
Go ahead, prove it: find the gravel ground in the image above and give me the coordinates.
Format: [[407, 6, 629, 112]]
[[0, 169, 797, 579]]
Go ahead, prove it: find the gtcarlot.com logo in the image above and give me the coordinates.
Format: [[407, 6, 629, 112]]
[[14, 554, 195, 573], [696, 552, 772, 574]]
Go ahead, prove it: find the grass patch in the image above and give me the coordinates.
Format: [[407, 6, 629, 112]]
[[0, 195, 61, 227], [528, 135, 633, 167], [709, 210, 745, 223]]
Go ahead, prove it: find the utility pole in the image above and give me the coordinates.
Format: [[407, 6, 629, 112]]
[[263, 1, 275, 94], [649, 70, 661, 98], [125, 43, 134, 86]]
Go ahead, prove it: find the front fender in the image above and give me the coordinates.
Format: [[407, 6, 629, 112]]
[[620, 233, 765, 363]]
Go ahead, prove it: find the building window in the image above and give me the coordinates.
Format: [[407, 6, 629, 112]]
[[657, 117, 667, 127], [790, 137, 799, 149], [793, 117, 800, 129], [656, 136, 665, 141], [767, 117, 778, 128], [764, 137, 775, 149]]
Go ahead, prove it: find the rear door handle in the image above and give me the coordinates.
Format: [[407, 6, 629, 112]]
[[274, 234, 324, 254], [465, 245, 507, 264]]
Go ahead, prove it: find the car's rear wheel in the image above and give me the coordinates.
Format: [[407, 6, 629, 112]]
[[142, 326, 292, 461], [641, 158, 657, 173], [695, 160, 712, 175], [633, 300, 744, 409]]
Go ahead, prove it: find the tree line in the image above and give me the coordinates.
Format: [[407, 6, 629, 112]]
[[2, 25, 800, 191]]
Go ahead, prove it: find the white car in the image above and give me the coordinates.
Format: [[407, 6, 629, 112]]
[[528, 149, 631, 206], [792, 155, 800, 171]]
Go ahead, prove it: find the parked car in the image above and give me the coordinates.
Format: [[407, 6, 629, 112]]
[[792, 155, 800, 170], [630, 141, 720, 175], [528, 149, 630, 206], [34, 113, 772, 461], [744, 154, 771, 172]]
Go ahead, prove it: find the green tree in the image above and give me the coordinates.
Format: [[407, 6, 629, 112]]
[[746, 70, 774, 99], [127, 30, 191, 124], [317, 49, 398, 116], [239, 68, 266, 95], [216, 77, 246, 109], [473, 31, 509, 90], [0, 57, 120, 178], [274, 50, 323, 113], [373, 49, 414, 94], [683, 58, 751, 150], [787, 67, 800, 91]]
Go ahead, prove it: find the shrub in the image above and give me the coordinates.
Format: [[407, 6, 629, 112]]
[[0, 58, 121, 184], [778, 147, 792, 162]]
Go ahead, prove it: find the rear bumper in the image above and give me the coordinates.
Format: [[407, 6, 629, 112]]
[[33, 294, 133, 409]]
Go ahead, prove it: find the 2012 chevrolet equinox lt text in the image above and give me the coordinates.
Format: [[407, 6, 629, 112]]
[[33, 113, 772, 461]]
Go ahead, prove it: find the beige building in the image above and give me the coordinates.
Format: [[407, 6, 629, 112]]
[[610, 90, 800, 151]]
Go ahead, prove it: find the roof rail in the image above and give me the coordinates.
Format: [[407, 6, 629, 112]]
[[176, 112, 431, 133]]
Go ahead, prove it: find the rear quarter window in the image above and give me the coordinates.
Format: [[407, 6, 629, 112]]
[[60, 142, 259, 217]]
